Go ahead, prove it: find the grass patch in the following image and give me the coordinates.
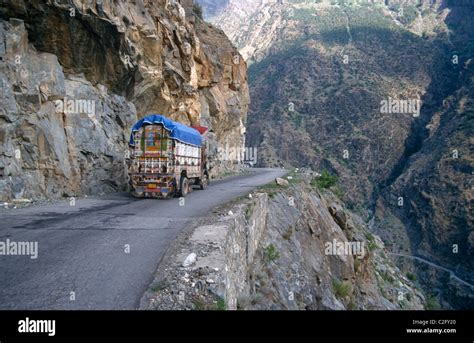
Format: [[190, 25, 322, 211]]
[[192, 298, 207, 310], [406, 272, 417, 282], [278, 169, 301, 185], [216, 298, 226, 311], [259, 182, 281, 191], [333, 279, 353, 299], [311, 170, 338, 190], [150, 281, 168, 292], [257, 168, 301, 197], [331, 185, 345, 199], [398, 299, 407, 309], [192, 296, 227, 311], [258, 181, 285, 198], [366, 233, 377, 252], [264, 244, 280, 262], [380, 271, 395, 284], [425, 295, 441, 310]]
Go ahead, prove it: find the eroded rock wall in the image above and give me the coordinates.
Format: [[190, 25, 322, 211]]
[[0, 0, 249, 201], [142, 178, 425, 310], [0, 19, 137, 200]]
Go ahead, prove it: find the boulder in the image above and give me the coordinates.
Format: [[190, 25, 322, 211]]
[[275, 177, 289, 187], [182, 253, 197, 268]]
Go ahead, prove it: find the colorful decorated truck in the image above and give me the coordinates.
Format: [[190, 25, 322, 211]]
[[128, 115, 209, 199]]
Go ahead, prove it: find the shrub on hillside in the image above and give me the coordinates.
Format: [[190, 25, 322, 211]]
[[312, 170, 338, 189]]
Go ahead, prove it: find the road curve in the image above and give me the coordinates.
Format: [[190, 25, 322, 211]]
[[389, 253, 474, 289], [0, 168, 286, 310]]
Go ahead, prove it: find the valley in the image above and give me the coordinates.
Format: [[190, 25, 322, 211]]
[[198, 0, 474, 309]]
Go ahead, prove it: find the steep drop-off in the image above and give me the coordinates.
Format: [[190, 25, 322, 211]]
[[143, 171, 425, 310], [200, 0, 473, 308]]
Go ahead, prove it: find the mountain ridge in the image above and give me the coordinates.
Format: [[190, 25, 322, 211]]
[[198, 0, 474, 308]]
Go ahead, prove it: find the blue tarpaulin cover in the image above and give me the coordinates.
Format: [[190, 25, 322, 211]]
[[130, 114, 203, 147]]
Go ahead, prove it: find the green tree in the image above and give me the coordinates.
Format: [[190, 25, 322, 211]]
[[312, 170, 338, 189]]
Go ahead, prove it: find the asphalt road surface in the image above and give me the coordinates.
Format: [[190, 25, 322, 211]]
[[0, 168, 286, 310]]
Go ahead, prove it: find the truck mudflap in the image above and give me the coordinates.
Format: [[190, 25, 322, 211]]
[[131, 175, 176, 199], [132, 187, 173, 199]]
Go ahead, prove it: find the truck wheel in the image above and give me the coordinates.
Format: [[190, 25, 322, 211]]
[[200, 174, 209, 190], [179, 176, 189, 197]]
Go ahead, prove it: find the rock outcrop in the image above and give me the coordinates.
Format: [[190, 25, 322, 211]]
[[0, 0, 249, 201], [0, 19, 137, 200], [142, 172, 425, 310]]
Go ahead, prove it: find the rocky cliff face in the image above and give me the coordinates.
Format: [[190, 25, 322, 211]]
[[243, 180, 425, 310], [0, 18, 137, 200], [142, 172, 425, 310], [0, 0, 249, 201], [200, 0, 473, 308]]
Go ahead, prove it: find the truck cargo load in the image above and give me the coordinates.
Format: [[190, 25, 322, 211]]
[[128, 115, 209, 199]]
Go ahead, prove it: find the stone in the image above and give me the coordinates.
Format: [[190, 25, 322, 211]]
[[182, 253, 197, 268], [329, 203, 348, 230], [275, 178, 289, 187]]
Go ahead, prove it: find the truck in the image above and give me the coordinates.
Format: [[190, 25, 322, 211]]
[[128, 114, 209, 199]]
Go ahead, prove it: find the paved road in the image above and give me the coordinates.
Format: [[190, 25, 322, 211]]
[[389, 253, 474, 289], [0, 168, 286, 310]]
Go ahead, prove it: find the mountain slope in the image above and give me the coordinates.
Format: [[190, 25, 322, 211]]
[[200, 0, 474, 308]]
